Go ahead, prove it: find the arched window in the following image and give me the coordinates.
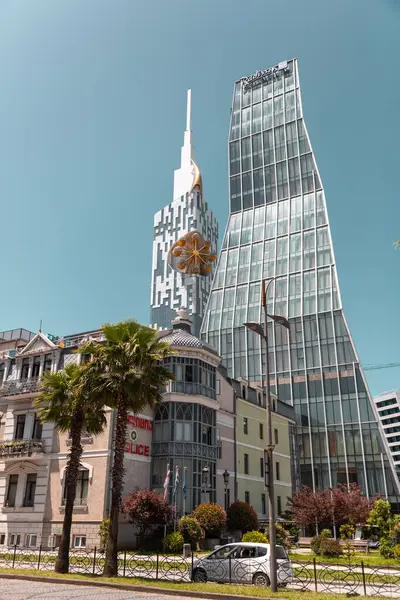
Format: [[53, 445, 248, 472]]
[[154, 404, 169, 422]]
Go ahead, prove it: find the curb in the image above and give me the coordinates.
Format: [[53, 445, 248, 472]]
[[0, 572, 284, 600]]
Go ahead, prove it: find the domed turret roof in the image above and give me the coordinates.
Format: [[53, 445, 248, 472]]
[[158, 308, 219, 357]]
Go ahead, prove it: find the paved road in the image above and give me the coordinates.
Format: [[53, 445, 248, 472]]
[[0, 578, 194, 600]]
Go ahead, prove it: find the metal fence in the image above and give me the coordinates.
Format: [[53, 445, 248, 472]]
[[0, 548, 400, 597]]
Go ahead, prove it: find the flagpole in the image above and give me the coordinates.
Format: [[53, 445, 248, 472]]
[[164, 464, 170, 540], [183, 466, 187, 517]]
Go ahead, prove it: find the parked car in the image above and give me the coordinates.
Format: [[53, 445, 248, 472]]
[[190, 542, 292, 586]]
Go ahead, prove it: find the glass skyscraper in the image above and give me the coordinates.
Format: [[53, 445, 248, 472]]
[[201, 59, 400, 503]]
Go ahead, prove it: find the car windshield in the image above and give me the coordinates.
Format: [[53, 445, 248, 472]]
[[276, 546, 288, 559]]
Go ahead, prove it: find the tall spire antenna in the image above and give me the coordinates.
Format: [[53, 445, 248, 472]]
[[186, 89, 192, 132]]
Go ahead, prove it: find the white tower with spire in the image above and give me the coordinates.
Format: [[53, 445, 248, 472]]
[[150, 91, 218, 336]]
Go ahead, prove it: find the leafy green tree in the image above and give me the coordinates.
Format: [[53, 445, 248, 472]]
[[192, 503, 227, 537], [35, 364, 106, 573], [226, 501, 258, 533], [80, 321, 173, 577], [178, 516, 202, 550], [367, 499, 394, 539]]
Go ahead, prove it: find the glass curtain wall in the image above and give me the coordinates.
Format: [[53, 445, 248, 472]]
[[201, 59, 400, 504]]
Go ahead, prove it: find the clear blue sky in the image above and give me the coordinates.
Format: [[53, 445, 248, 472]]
[[0, 0, 399, 395]]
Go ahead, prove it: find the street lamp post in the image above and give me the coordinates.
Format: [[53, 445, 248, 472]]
[[222, 469, 230, 511], [244, 278, 290, 593], [201, 466, 210, 503]]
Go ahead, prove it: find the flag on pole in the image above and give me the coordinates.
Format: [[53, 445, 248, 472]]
[[174, 465, 180, 497], [182, 466, 187, 500], [163, 464, 170, 502]]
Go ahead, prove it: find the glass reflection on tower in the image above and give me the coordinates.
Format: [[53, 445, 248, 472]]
[[201, 59, 400, 504]]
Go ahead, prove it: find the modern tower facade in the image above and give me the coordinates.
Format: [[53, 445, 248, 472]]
[[150, 91, 218, 336], [201, 59, 400, 503], [374, 391, 400, 481]]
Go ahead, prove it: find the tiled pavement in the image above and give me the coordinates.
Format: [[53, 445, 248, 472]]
[[0, 578, 196, 600]]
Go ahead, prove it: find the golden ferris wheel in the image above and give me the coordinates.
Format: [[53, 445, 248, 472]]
[[168, 230, 217, 276]]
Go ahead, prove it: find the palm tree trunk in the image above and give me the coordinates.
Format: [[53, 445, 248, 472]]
[[103, 399, 127, 577], [55, 417, 83, 573]]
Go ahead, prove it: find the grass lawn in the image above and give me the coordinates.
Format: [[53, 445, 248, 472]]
[[0, 568, 390, 600], [290, 552, 400, 568]]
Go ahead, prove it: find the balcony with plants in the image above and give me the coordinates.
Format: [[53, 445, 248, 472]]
[[0, 439, 44, 459]]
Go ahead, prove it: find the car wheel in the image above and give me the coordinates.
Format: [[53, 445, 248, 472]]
[[192, 568, 207, 583], [252, 572, 270, 587]]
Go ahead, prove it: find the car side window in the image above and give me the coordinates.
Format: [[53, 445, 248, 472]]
[[209, 546, 237, 559], [257, 546, 268, 557], [232, 545, 256, 559]]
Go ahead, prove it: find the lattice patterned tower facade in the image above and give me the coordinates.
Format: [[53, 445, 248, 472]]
[[150, 90, 218, 336], [200, 59, 400, 504]]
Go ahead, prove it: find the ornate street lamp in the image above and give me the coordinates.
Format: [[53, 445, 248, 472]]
[[244, 278, 290, 594], [222, 469, 230, 510]]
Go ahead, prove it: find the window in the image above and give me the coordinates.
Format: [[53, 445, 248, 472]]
[[21, 357, 29, 380], [259, 423, 264, 439], [274, 428, 279, 445], [243, 417, 248, 434], [76, 469, 89, 504], [244, 453, 249, 474], [6, 475, 18, 507], [15, 414, 26, 440], [0, 534, 5, 545], [25, 534, 37, 547], [260, 457, 264, 477], [0, 363, 5, 383], [64, 469, 89, 505], [32, 415, 42, 440], [9, 534, 21, 546], [32, 356, 40, 378], [73, 535, 86, 548], [245, 491, 250, 504], [261, 494, 266, 515], [44, 354, 52, 372], [211, 545, 236, 559], [277, 496, 282, 516], [23, 474, 37, 507], [276, 462, 280, 481]]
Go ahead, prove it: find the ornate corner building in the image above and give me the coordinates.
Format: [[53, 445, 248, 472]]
[[200, 59, 400, 506], [150, 90, 218, 336]]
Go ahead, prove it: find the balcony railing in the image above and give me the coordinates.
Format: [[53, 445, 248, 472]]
[[0, 439, 44, 458], [0, 378, 41, 397], [61, 497, 88, 506]]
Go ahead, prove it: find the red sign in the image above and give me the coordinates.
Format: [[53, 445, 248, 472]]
[[127, 415, 152, 431], [125, 442, 150, 456]]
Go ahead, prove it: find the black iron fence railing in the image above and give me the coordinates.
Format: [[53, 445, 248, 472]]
[[0, 549, 399, 597]]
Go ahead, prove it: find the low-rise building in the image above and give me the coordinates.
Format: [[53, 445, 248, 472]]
[[0, 311, 298, 549], [231, 379, 297, 523]]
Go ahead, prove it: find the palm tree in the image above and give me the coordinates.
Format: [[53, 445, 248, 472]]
[[80, 321, 173, 577], [35, 363, 106, 573]]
